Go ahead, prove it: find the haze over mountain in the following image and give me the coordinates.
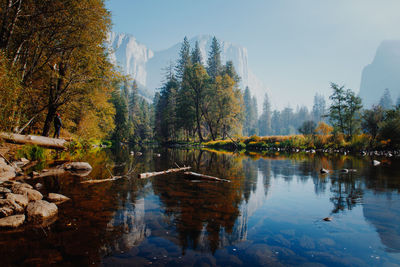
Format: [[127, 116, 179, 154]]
[[106, 32, 267, 110], [359, 40, 400, 108]]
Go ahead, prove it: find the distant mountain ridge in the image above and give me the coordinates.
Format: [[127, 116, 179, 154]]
[[359, 40, 400, 107], [106, 33, 267, 108]]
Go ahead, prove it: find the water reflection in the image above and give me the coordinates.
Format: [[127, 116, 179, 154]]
[[1, 148, 400, 266]]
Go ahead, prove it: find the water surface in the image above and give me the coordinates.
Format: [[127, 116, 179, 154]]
[[1, 148, 400, 266]]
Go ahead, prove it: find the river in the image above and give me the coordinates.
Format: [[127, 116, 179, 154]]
[[1, 147, 400, 266]]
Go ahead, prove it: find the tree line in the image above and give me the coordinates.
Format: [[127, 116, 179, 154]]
[[153, 37, 243, 142]]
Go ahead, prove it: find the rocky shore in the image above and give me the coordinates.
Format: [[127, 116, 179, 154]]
[[0, 152, 90, 229]]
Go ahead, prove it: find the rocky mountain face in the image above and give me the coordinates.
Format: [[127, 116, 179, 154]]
[[359, 40, 400, 108], [106, 33, 267, 107]]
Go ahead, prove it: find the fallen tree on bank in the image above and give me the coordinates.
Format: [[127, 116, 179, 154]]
[[0, 132, 67, 150]]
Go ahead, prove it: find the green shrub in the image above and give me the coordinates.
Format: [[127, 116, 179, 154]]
[[16, 145, 46, 161]]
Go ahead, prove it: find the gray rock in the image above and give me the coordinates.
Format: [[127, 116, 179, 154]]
[[47, 193, 70, 204], [0, 214, 25, 228], [26, 200, 58, 224], [6, 193, 29, 208], [34, 183, 43, 190]]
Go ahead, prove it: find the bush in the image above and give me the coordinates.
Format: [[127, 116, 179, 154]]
[[16, 145, 46, 161]]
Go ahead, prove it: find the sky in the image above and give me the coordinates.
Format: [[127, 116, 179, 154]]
[[105, 0, 400, 110]]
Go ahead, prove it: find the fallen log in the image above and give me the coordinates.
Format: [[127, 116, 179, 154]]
[[183, 172, 231, 182], [0, 132, 66, 150], [138, 166, 191, 179]]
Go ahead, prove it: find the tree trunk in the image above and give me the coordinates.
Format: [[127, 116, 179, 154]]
[[42, 106, 56, 137], [195, 103, 203, 142]]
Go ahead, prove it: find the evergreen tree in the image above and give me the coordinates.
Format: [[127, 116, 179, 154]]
[[379, 88, 393, 110], [397, 95, 400, 107], [191, 40, 202, 65], [312, 93, 326, 123], [111, 90, 129, 142], [206, 37, 222, 80], [176, 36, 191, 80], [243, 87, 252, 136], [251, 96, 258, 135], [259, 93, 272, 136], [223, 61, 240, 84]]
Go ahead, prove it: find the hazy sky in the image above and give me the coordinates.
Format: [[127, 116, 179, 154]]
[[105, 0, 400, 109]]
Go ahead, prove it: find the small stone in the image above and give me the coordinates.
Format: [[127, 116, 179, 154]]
[[34, 183, 43, 190], [0, 214, 25, 228], [26, 200, 58, 224], [323, 217, 332, 221], [341, 169, 349, 173], [47, 193, 70, 204], [373, 160, 380, 166]]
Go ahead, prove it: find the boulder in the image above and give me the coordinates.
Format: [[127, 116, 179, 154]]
[[0, 158, 16, 181], [12, 186, 42, 202], [0, 214, 25, 228], [47, 193, 70, 204], [6, 193, 29, 208], [26, 200, 58, 224], [0, 199, 24, 217], [64, 162, 92, 171], [0, 187, 11, 194], [11, 183, 33, 191]]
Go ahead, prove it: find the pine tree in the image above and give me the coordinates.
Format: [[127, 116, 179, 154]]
[[312, 93, 326, 123], [379, 88, 393, 110], [259, 93, 272, 136], [191, 40, 202, 65], [243, 87, 252, 136], [176, 36, 191, 81], [206, 37, 222, 80]]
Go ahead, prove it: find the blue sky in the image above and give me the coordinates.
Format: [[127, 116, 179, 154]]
[[105, 0, 400, 109]]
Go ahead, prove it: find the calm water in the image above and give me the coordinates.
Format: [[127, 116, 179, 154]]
[[1, 148, 400, 266]]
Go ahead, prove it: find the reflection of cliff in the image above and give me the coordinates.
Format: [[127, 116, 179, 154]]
[[101, 196, 149, 255], [363, 191, 400, 252]]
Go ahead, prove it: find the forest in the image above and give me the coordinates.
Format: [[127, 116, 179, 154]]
[[0, 0, 399, 152]]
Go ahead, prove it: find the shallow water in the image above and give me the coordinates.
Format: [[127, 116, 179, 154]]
[[1, 148, 400, 266]]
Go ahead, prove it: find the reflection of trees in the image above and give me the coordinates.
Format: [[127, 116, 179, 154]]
[[329, 174, 363, 214], [361, 158, 400, 252], [151, 150, 245, 253]]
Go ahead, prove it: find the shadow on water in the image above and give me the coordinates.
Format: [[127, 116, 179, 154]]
[[1, 147, 400, 266]]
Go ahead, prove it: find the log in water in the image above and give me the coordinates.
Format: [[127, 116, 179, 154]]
[[138, 166, 191, 179]]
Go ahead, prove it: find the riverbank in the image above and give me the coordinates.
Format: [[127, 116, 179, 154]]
[[202, 135, 400, 157]]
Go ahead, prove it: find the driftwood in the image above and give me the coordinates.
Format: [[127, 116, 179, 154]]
[[138, 166, 191, 179], [184, 172, 231, 182], [0, 132, 66, 150]]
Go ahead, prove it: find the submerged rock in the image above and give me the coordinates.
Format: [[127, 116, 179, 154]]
[[320, 168, 329, 174], [0, 214, 25, 228], [323, 217, 333, 221], [26, 200, 58, 224], [47, 193, 70, 204], [373, 160, 381, 166]]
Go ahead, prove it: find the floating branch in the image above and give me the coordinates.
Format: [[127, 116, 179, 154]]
[[183, 172, 231, 182], [138, 166, 191, 179]]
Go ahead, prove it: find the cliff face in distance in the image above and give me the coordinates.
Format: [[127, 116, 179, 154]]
[[106, 33, 267, 109], [359, 40, 400, 108]]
